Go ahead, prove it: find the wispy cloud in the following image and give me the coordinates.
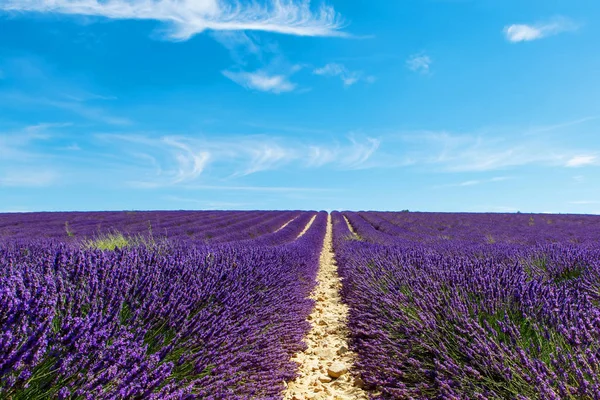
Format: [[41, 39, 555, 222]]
[[401, 131, 545, 172], [0, 56, 128, 125], [222, 69, 296, 93], [97, 135, 212, 187], [0, 122, 67, 160], [313, 63, 374, 87], [212, 31, 264, 65], [162, 138, 211, 183], [566, 155, 597, 167], [406, 53, 432, 74], [163, 195, 251, 209], [0, 0, 347, 40], [438, 176, 511, 188], [525, 116, 598, 135], [504, 17, 579, 42], [395, 122, 599, 172], [98, 132, 382, 187], [242, 142, 293, 175], [569, 200, 600, 205], [306, 137, 380, 168], [0, 169, 58, 187], [181, 185, 334, 192]]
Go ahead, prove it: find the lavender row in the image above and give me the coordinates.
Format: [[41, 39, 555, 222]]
[[243, 212, 317, 247], [333, 211, 600, 399], [371, 211, 600, 245], [0, 211, 298, 243], [203, 211, 301, 243], [0, 212, 327, 399]]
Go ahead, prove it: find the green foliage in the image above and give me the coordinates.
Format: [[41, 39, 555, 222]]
[[82, 228, 169, 252], [64, 221, 74, 237], [83, 231, 129, 251], [554, 266, 583, 284], [344, 234, 363, 241]]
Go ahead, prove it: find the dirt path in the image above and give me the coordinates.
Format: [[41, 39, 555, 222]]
[[342, 215, 357, 236], [297, 215, 317, 238], [276, 217, 298, 233], [284, 214, 368, 400]]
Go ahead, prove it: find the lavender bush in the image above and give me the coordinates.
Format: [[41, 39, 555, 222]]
[[334, 211, 600, 399], [0, 211, 325, 399]]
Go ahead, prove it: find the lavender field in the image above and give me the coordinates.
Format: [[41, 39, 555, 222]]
[[0, 211, 326, 399], [334, 212, 600, 399], [2, 210, 600, 399]]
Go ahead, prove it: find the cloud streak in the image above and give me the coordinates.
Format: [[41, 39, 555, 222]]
[[313, 63, 374, 87], [438, 176, 512, 188], [504, 18, 579, 42], [222, 69, 296, 93], [396, 121, 600, 172], [566, 155, 597, 167], [0, 169, 58, 187], [406, 53, 432, 74], [0, 0, 347, 40], [0, 56, 129, 125], [96, 133, 382, 187]]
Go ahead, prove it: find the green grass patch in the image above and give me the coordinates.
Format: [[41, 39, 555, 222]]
[[64, 221, 74, 237], [554, 266, 583, 284], [344, 234, 363, 241], [82, 229, 169, 252], [83, 231, 130, 251]]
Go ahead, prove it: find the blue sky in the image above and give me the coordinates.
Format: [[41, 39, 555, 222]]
[[1, 0, 599, 213]]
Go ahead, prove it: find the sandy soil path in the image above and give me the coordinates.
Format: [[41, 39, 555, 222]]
[[342, 215, 358, 236], [276, 217, 298, 233], [297, 215, 317, 238], [283, 214, 368, 400]]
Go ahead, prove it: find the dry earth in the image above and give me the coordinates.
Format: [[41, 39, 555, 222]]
[[283, 215, 369, 400], [297, 215, 317, 238], [342, 216, 358, 236], [276, 217, 298, 233]]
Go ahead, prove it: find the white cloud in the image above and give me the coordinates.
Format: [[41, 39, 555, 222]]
[[313, 63, 371, 87], [566, 155, 597, 167], [100, 133, 381, 187], [163, 195, 250, 209], [459, 180, 480, 187], [0, 0, 346, 40], [242, 142, 293, 175], [439, 176, 511, 188], [569, 200, 600, 205], [342, 137, 380, 168], [0, 57, 128, 125], [212, 31, 263, 65], [306, 137, 380, 169], [406, 53, 432, 74], [162, 138, 211, 183], [0, 169, 58, 187], [223, 70, 296, 93], [525, 116, 598, 135], [397, 129, 589, 172], [504, 18, 579, 42], [181, 185, 333, 192]]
